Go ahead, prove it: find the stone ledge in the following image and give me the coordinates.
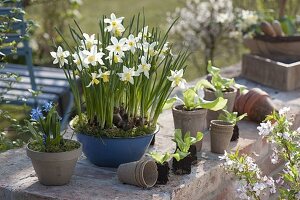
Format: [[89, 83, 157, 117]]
[[0, 110, 273, 200], [2, 66, 298, 200]]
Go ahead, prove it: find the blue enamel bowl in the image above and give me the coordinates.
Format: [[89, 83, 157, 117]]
[[76, 127, 158, 168]]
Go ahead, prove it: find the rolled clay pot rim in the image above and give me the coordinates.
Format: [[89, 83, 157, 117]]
[[204, 86, 237, 94], [172, 104, 207, 113], [210, 120, 234, 127]]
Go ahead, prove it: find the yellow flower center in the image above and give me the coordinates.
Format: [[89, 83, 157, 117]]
[[129, 41, 134, 46], [116, 45, 121, 52], [92, 78, 100, 85], [112, 21, 117, 28], [125, 72, 131, 81], [113, 55, 119, 63], [115, 29, 122, 37], [142, 64, 148, 70], [102, 74, 109, 82], [88, 55, 95, 63], [86, 41, 92, 49], [175, 77, 182, 85]]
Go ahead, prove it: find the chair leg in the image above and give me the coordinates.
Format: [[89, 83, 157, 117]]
[[25, 48, 37, 106], [61, 92, 74, 131]]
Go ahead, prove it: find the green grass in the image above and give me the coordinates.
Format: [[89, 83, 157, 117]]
[[78, 0, 184, 33]]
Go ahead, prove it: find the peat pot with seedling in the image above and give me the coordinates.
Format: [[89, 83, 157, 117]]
[[164, 84, 227, 152], [172, 129, 203, 175], [197, 62, 238, 127]]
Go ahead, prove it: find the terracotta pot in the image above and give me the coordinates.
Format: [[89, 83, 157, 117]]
[[234, 88, 276, 122], [172, 105, 206, 152], [210, 120, 234, 154], [26, 141, 82, 186], [117, 159, 158, 188], [204, 88, 237, 127]]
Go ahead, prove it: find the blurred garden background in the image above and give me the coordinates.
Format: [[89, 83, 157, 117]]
[[25, 0, 300, 80], [1, 0, 300, 151]]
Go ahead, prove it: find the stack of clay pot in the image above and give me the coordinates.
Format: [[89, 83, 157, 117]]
[[234, 88, 276, 122]]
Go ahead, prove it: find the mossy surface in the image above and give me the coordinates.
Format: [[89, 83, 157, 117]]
[[28, 139, 80, 153], [71, 114, 156, 138]]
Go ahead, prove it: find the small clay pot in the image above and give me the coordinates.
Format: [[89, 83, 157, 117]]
[[231, 124, 239, 141], [117, 159, 158, 188], [156, 162, 170, 185], [26, 141, 82, 186], [172, 154, 193, 175], [234, 88, 276, 122], [204, 88, 237, 127], [172, 105, 206, 151], [210, 120, 234, 154]]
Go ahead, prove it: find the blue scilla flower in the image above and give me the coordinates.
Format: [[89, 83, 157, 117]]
[[42, 134, 47, 146], [43, 101, 53, 112], [30, 107, 44, 121]]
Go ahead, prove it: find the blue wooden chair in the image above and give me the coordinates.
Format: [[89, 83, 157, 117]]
[[0, 1, 74, 129]]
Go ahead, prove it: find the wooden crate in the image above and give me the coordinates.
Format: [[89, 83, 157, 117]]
[[242, 54, 300, 91]]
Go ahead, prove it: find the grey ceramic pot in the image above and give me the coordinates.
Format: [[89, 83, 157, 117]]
[[26, 140, 82, 186], [172, 105, 207, 151], [204, 87, 237, 127], [210, 120, 234, 154]]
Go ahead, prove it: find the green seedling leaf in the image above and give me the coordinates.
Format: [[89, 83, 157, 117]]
[[183, 89, 198, 110], [174, 150, 190, 161], [195, 79, 215, 91], [196, 132, 203, 142], [199, 97, 228, 111]]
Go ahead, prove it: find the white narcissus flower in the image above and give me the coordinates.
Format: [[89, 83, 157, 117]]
[[137, 56, 151, 78], [104, 13, 125, 35], [72, 51, 87, 70], [81, 33, 98, 50], [82, 45, 104, 66], [257, 121, 273, 137], [106, 53, 123, 64], [138, 26, 151, 40], [167, 69, 187, 89], [126, 34, 138, 53], [106, 37, 128, 57], [118, 66, 139, 84], [98, 69, 110, 83], [50, 46, 70, 68], [141, 42, 158, 57], [87, 72, 100, 87]]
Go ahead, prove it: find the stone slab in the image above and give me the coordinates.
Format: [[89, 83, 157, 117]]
[[0, 110, 271, 200], [2, 65, 300, 200], [241, 54, 300, 91]]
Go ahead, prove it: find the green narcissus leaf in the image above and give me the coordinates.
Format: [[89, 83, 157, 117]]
[[198, 97, 228, 111]]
